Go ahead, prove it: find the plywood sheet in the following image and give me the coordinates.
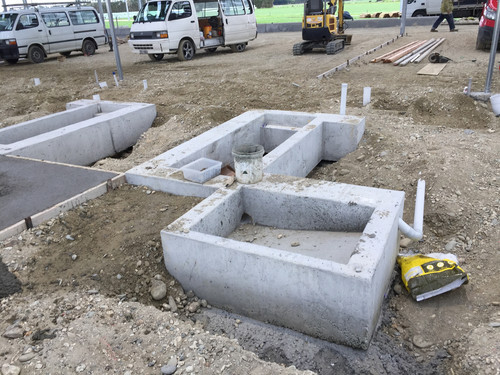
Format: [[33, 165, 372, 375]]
[[417, 63, 447, 75]]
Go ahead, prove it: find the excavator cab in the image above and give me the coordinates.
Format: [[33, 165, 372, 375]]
[[293, 0, 352, 55]]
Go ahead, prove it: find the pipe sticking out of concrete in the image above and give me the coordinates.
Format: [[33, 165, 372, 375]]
[[398, 179, 425, 240], [340, 83, 348, 115]]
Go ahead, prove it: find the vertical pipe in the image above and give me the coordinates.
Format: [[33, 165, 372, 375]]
[[106, 0, 124, 81], [400, 0, 407, 36], [484, 4, 500, 93], [340, 83, 348, 115], [2, 0, 7, 12], [363, 87, 371, 106]]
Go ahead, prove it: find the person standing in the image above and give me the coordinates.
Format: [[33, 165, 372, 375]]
[[430, 0, 457, 32]]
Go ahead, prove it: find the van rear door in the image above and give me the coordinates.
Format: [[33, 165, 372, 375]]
[[220, 0, 248, 44], [40, 11, 76, 53], [68, 9, 106, 48]]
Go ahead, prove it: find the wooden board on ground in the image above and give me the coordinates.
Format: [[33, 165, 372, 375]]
[[417, 63, 447, 75]]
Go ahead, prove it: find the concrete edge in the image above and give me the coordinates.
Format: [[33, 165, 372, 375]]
[[0, 168, 126, 242]]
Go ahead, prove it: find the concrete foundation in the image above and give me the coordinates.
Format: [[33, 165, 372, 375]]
[[126, 110, 365, 197], [125, 109, 406, 349], [0, 100, 156, 166], [161, 176, 405, 349]]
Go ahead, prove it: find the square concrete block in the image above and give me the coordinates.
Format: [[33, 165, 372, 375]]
[[161, 175, 404, 349]]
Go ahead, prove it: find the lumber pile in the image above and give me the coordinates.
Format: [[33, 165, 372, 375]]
[[370, 38, 446, 66], [359, 11, 401, 18]]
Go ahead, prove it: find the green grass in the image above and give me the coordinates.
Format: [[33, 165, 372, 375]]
[[107, 0, 400, 28], [255, 1, 400, 23]]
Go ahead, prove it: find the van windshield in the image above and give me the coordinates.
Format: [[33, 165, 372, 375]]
[[134, 1, 171, 22], [0, 13, 18, 31]]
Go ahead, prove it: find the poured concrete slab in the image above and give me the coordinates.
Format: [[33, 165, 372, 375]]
[[0, 155, 118, 231], [161, 175, 405, 349], [126, 110, 365, 197], [0, 100, 156, 166]]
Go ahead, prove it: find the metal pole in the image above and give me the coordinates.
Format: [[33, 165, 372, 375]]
[[105, 0, 124, 80], [400, 0, 407, 36], [138, 0, 142, 10], [2, 0, 7, 12], [484, 4, 500, 93], [125, 0, 130, 21]]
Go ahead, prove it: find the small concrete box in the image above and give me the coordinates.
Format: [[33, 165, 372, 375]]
[[161, 175, 405, 349]]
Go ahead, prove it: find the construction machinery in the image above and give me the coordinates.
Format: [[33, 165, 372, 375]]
[[293, 0, 352, 55]]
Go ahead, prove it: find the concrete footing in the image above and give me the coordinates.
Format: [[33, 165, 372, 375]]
[[126, 109, 406, 349], [162, 175, 404, 349], [0, 100, 156, 165]]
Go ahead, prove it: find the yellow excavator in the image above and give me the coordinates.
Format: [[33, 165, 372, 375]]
[[293, 0, 352, 55]]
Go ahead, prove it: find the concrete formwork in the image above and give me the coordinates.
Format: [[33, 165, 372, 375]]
[[0, 100, 156, 166], [161, 176, 405, 349], [125, 109, 408, 349], [126, 110, 365, 197]]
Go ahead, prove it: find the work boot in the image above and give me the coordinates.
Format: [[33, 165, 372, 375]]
[[450, 29, 458, 32], [430, 28, 438, 32]]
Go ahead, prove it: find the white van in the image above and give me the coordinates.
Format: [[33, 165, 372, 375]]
[[404, 0, 484, 18], [0, 6, 108, 64], [128, 0, 257, 61]]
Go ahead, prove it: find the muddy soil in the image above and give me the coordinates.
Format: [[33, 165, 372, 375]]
[[1, 24, 499, 374]]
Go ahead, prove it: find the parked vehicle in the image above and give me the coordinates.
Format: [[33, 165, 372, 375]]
[[0, 5, 108, 64], [476, 0, 498, 50], [128, 0, 257, 61], [405, 0, 485, 18]]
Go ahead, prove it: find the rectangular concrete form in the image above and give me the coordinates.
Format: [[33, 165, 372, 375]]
[[161, 176, 405, 349], [0, 100, 156, 166], [126, 110, 365, 198]]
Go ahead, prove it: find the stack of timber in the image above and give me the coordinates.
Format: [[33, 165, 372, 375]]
[[370, 38, 446, 66], [359, 11, 401, 18]]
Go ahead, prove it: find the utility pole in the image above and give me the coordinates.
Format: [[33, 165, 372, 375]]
[[105, 0, 124, 80]]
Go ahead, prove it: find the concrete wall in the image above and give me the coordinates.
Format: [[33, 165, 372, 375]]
[[161, 177, 405, 349], [0, 100, 156, 166]]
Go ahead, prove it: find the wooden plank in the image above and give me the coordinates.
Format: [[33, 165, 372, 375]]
[[417, 63, 447, 75]]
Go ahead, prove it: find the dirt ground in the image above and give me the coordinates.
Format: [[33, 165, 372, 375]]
[[1, 24, 499, 375]]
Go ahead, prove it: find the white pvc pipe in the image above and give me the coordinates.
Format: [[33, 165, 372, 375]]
[[363, 87, 371, 106], [340, 83, 348, 115], [399, 179, 426, 240]]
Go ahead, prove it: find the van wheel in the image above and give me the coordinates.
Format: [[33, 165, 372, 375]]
[[411, 10, 426, 17], [177, 39, 195, 61], [5, 58, 18, 64], [148, 53, 164, 61], [82, 39, 96, 56], [60, 51, 71, 57], [230, 43, 246, 52], [28, 45, 45, 63]]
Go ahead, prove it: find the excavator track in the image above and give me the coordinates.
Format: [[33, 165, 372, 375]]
[[326, 39, 344, 55]]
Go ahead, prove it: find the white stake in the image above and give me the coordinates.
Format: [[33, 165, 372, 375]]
[[340, 83, 348, 115], [143, 79, 148, 90], [34, 78, 40, 86], [363, 87, 371, 106], [94, 70, 99, 85], [113, 71, 119, 87]]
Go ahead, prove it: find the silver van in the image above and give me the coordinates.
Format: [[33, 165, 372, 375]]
[[0, 5, 108, 64]]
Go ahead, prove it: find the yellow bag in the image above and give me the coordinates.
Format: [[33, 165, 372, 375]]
[[397, 253, 468, 301]]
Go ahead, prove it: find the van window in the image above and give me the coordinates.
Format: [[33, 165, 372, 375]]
[[16, 13, 39, 30], [221, 0, 245, 16], [68, 10, 99, 25], [169, 1, 193, 20], [0, 13, 18, 31], [195, 1, 219, 17], [135, 1, 170, 22], [41, 12, 70, 28], [242, 0, 253, 14]]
